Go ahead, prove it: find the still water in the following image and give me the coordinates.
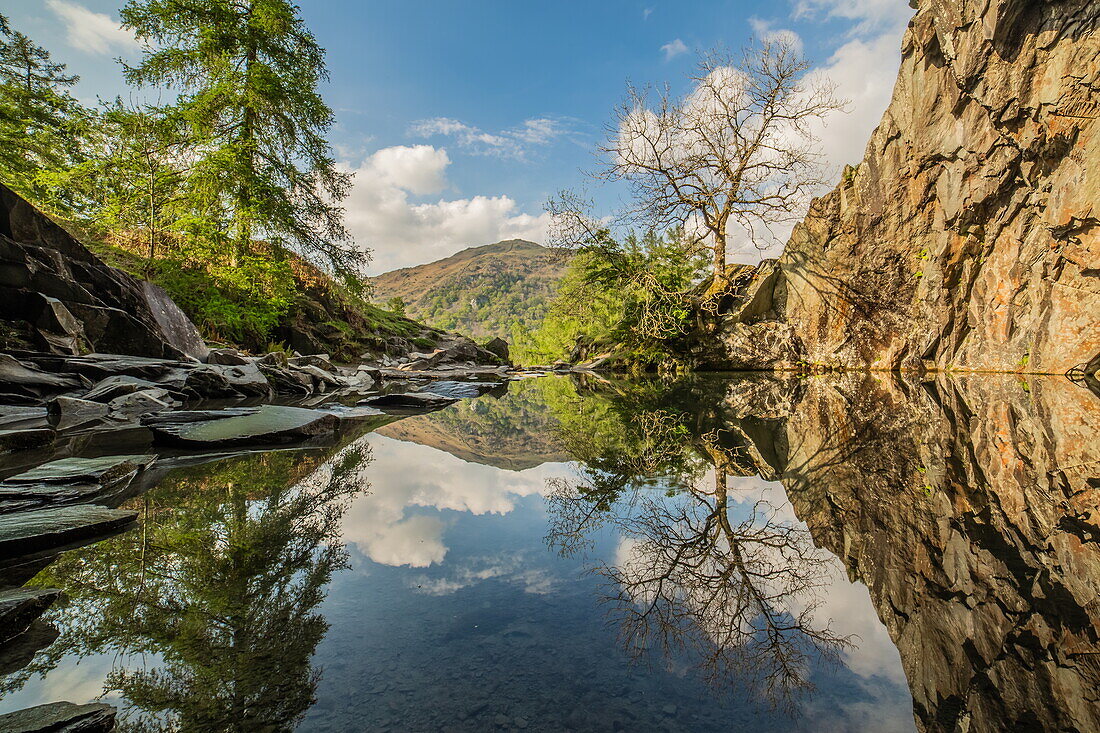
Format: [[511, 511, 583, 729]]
[[1, 373, 1097, 731]]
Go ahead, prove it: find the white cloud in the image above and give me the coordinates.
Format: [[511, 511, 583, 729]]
[[793, 0, 913, 38], [748, 17, 804, 54], [660, 38, 689, 61], [46, 0, 139, 56], [409, 116, 568, 161], [342, 144, 549, 273], [643, 7, 655, 21]]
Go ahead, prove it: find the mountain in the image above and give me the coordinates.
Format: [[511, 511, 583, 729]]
[[368, 240, 570, 340]]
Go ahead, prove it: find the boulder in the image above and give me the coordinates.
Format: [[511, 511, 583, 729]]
[[258, 351, 289, 367], [45, 397, 108, 429], [0, 701, 116, 733], [81, 374, 161, 403], [482, 337, 510, 363], [142, 405, 339, 447], [206, 348, 250, 366], [257, 364, 314, 395], [0, 505, 137, 558], [107, 388, 175, 417], [289, 354, 336, 372], [0, 182, 206, 360], [0, 587, 62, 645]]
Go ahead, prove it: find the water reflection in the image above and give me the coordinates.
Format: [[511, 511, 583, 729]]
[[13, 446, 368, 731], [0, 372, 1095, 731]]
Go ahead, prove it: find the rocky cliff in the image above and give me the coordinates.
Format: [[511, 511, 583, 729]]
[[708, 0, 1099, 377], [0, 183, 207, 361]]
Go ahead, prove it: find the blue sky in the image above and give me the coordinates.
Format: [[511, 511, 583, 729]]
[[6, 0, 913, 273]]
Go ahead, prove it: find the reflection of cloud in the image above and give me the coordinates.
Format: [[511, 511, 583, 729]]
[[340, 434, 568, 567], [409, 554, 558, 596]]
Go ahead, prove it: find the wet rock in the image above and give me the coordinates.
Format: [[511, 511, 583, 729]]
[[81, 374, 161, 403], [359, 393, 459, 410], [0, 701, 116, 733], [0, 428, 54, 452], [45, 397, 108, 429], [107, 388, 175, 417], [0, 454, 156, 513], [0, 505, 137, 558], [0, 354, 82, 398], [0, 182, 205, 360], [290, 354, 336, 372], [142, 405, 339, 447], [295, 364, 345, 390], [0, 587, 62, 645], [207, 348, 250, 366], [258, 351, 289, 367], [258, 364, 314, 395], [482, 337, 510, 363]]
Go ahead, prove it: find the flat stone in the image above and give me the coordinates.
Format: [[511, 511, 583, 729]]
[[81, 374, 160, 403], [290, 354, 337, 372], [207, 348, 250, 366], [359, 393, 459, 410], [0, 587, 62, 645], [0, 620, 58, 677], [0, 354, 81, 391], [107, 388, 175, 417], [0, 428, 54, 452], [0, 455, 155, 513], [0, 701, 116, 733], [0, 505, 136, 558], [143, 405, 339, 447], [45, 397, 109, 429]]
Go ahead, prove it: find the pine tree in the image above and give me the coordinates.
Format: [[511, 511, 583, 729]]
[[120, 0, 363, 279], [0, 14, 87, 212]]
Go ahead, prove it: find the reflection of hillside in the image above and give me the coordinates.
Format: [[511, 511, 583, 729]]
[[375, 380, 570, 470]]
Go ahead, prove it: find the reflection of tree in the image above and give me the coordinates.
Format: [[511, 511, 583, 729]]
[[548, 405, 846, 707], [21, 444, 369, 732]]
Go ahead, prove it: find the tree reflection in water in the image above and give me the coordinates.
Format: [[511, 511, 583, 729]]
[[20, 443, 370, 732], [547, 408, 847, 708]]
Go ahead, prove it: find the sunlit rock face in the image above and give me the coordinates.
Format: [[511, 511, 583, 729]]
[[755, 375, 1100, 731], [778, 0, 1100, 373]]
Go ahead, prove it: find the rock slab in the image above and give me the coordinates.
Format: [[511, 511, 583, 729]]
[[0, 701, 116, 733]]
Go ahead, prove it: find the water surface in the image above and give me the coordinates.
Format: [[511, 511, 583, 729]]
[[2, 373, 1097, 731]]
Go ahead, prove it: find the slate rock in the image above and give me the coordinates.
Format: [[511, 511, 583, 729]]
[[0, 701, 117, 733], [142, 405, 339, 447], [107, 388, 175, 417], [0, 428, 55, 452], [207, 348, 250, 366], [0, 454, 155, 513], [257, 364, 314, 395], [81, 374, 161, 403], [45, 397, 108, 429], [0, 587, 62, 645], [0, 354, 81, 396], [0, 620, 58, 677], [0, 505, 138, 558], [290, 354, 337, 372]]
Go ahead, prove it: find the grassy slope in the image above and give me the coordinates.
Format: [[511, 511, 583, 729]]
[[368, 239, 570, 340]]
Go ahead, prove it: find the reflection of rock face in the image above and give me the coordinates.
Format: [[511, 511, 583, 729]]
[[777, 0, 1100, 373], [744, 375, 1100, 732]]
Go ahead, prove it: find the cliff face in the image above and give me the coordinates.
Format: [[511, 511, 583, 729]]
[[732, 0, 1099, 375]]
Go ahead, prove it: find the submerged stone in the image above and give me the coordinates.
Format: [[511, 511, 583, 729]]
[[142, 405, 339, 447], [0, 701, 116, 733]]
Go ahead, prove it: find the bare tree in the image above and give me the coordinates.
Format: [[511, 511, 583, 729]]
[[600, 39, 844, 295]]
